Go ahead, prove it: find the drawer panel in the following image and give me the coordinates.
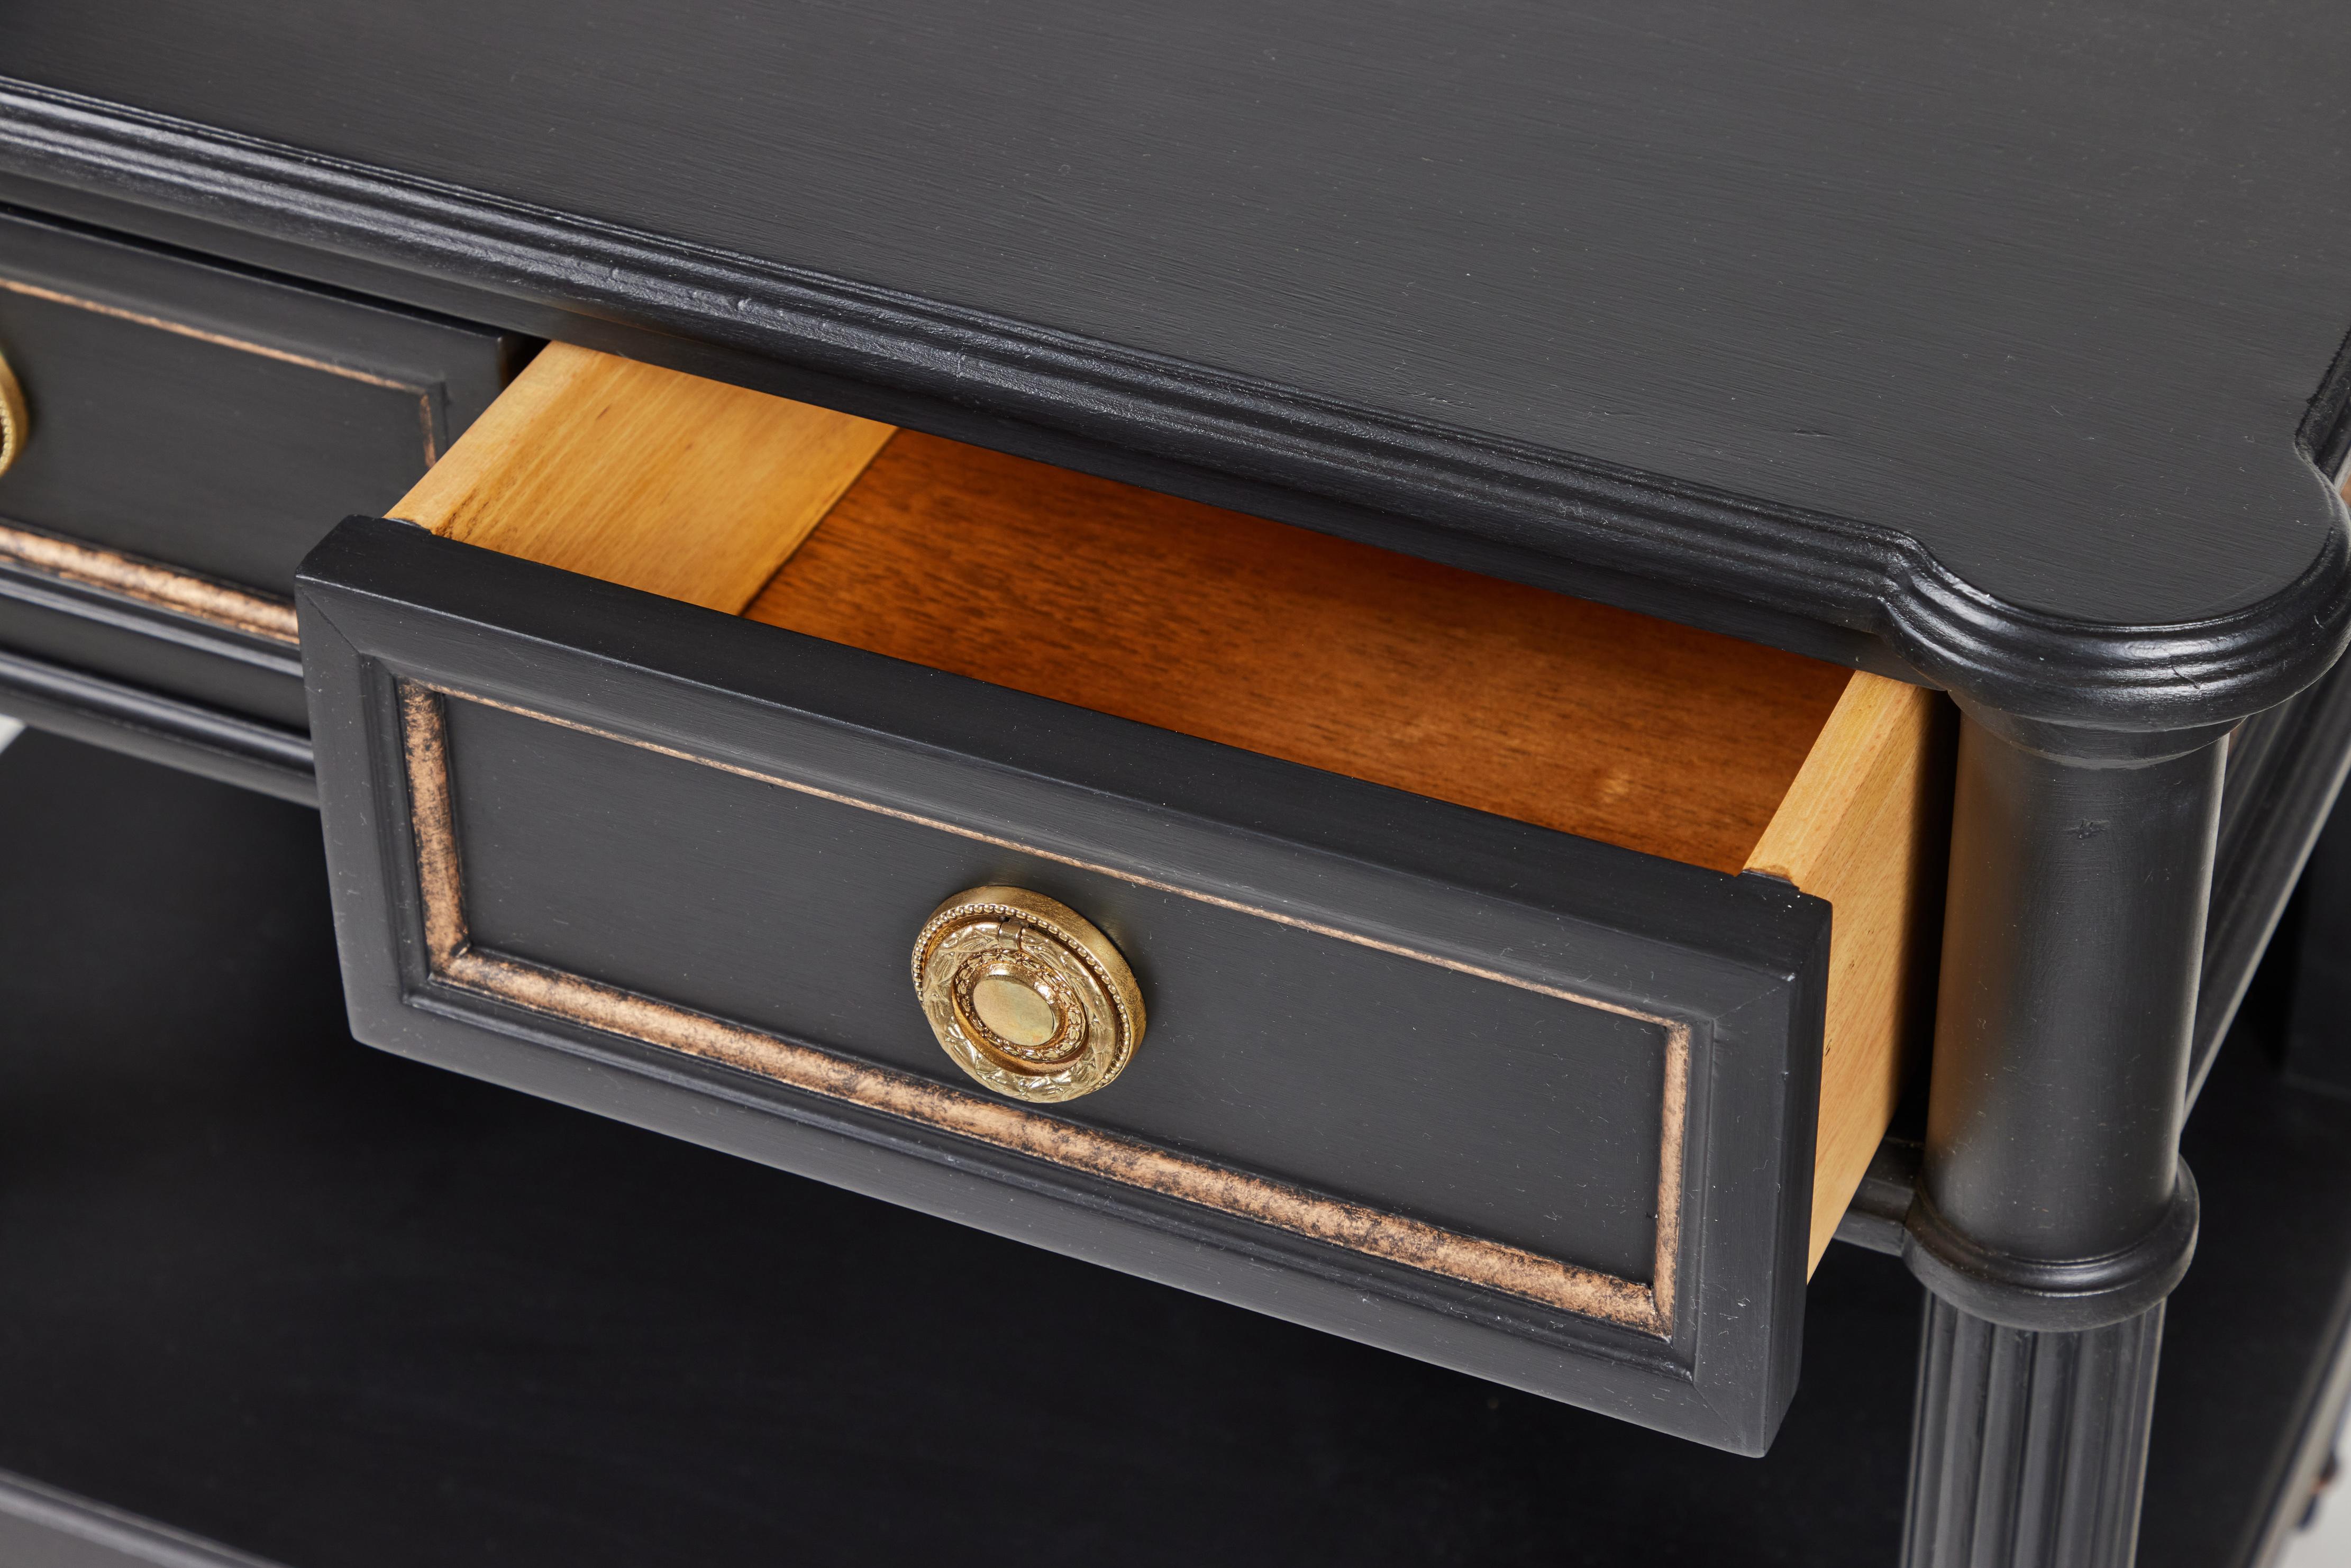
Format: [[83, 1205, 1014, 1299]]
[[0, 208, 520, 595], [436, 688, 1674, 1286], [298, 346, 1952, 1453], [0, 206, 525, 782]]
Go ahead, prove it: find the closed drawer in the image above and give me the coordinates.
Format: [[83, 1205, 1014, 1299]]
[[0, 206, 525, 759], [298, 345, 1949, 1454]]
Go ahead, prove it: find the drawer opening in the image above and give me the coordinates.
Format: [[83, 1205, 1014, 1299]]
[[390, 342, 1953, 1271]]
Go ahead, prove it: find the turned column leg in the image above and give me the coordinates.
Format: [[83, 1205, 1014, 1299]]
[[1899, 710, 2222, 1567]]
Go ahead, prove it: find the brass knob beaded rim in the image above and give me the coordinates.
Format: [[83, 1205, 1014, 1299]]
[[912, 886, 1145, 1104], [0, 344, 25, 480]]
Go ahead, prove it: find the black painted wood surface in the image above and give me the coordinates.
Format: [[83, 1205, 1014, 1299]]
[[0, 205, 516, 596], [0, 589, 304, 728], [0, 205, 522, 790], [0, 645, 313, 802], [5, 4, 2349, 730], [2145, 987, 2351, 1568], [0, 1472, 286, 1568], [2284, 804, 2351, 1100], [2193, 651, 2351, 1104], [448, 695, 1672, 1282], [298, 516, 1829, 1453]]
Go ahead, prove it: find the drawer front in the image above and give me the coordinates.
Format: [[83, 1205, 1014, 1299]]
[[0, 207, 524, 789], [299, 517, 1830, 1454]]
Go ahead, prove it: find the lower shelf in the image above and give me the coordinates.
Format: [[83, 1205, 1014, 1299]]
[[0, 726, 2341, 1567]]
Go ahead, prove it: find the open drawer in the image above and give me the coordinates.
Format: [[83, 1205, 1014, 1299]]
[[297, 344, 1950, 1454]]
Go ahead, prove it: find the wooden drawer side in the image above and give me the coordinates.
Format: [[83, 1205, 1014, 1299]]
[[390, 343, 894, 614], [1747, 674, 1952, 1270]]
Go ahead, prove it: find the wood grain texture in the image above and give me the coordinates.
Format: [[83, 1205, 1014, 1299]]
[[748, 432, 1853, 872], [1747, 672, 1950, 1272], [394, 342, 895, 613], [15, 1, 2351, 632]]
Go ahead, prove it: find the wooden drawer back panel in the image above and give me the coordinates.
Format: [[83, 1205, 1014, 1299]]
[[750, 431, 1852, 874]]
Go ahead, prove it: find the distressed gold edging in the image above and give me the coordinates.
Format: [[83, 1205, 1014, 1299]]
[[0, 522, 299, 644], [0, 275, 442, 464], [435, 687, 1685, 1030], [398, 681, 1689, 1336]]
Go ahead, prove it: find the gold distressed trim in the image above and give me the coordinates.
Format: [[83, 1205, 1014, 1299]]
[[0, 522, 299, 644], [0, 276, 442, 465], [398, 681, 1690, 1335], [434, 687, 1685, 1028]]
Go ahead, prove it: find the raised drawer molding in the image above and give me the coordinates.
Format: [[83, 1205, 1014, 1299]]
[[0, 206, 524, 797], [299, 343, 1950, 1454]]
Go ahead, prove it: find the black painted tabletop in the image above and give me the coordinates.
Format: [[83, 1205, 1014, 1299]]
[[3, 2, 2349, 716]]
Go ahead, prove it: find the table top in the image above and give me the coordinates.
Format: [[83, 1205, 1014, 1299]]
[[2, 1, 2348, 725]]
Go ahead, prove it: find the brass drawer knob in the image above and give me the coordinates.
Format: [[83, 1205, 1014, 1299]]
[[913, 886, 1145, 1103], [0, 344, 25, 478]]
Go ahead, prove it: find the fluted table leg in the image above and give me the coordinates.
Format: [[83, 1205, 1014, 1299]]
[[1903, 1299, 2165, 1568]]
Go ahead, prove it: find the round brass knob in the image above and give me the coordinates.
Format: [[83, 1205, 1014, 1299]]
[[912, 886, 1144, 1104], [0, 345, 25, 479]]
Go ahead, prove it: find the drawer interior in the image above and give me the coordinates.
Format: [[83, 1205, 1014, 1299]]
[[391, 343, 1952, 1269], [745, 434, 1846, 876]]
